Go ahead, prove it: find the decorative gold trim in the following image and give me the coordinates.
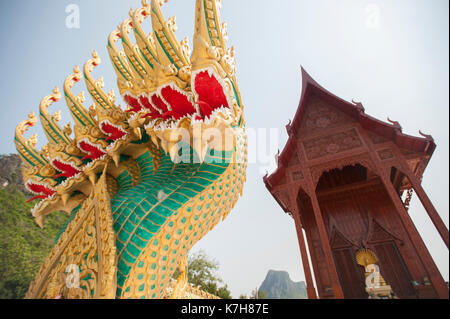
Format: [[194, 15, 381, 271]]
[[26, 168, 117, 299]]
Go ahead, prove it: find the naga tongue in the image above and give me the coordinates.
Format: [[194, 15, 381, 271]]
[[53, 160, 81, 179], [162, 111, 181, 121], [196, 101, 213, 119], [27, 195, 50, 203], [124, 95, 142, 113], [143, 112, 161, 119], [79, 141, 106, 161], [101, 122, 127, 142], [25, 183, 56, 202]]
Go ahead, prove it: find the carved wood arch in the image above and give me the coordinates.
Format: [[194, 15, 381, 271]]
[[364, 217, 403, 246], [310, 154, 378, 187], [329, 221, 367, 299], [364, 218, 418, 299], [330, 226, 359, 250]]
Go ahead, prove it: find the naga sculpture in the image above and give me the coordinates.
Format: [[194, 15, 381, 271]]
[[14, 0, 246, 299]]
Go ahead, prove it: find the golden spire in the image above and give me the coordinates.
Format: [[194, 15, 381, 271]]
[[107, 29, 138, 96], [150, 0, 190, 72], [132, 0, 160, 71], [63, 66, 97, 129], [14, 112, 49, 168], [84, 50, 118, 112], [39, 87, 73, 146], [193, 0, 226, 51], [120, 14, 150, 82]]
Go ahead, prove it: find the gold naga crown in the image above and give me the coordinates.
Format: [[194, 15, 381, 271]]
[[14, 0, 244, 228]]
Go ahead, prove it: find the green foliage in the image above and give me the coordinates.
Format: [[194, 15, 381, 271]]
[[0, 185, 68, 299], [174, 250, 232, 299], [255, 289, 268, 299]]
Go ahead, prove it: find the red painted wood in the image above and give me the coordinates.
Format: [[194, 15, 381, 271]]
[[373, 242, 417, 299], [406, 171, 449, 248], [332, 247, 367, 299], [292, 207, 318, 299], [264, 69, 448, 299]]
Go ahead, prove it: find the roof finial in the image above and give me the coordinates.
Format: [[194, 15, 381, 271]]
[[387, 117, 402, 131], [351, 99, 365, 113], [275, 149, 280, 164], [419, 130, 434, 142], [286, 119, 292, 134]]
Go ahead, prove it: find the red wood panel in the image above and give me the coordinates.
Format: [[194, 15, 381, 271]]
[[300, 164, 438, 299], [373, 242, 418, 299], [332, 248, 367, 299]]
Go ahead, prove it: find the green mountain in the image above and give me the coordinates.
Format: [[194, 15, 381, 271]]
[[0, 154, 68, 299], [259, 270, 307, 299]]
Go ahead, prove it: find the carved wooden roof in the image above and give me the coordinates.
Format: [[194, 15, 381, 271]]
[[264, 67, 436, 191]]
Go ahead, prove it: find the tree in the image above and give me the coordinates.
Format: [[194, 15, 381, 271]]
[[0, 185, 68, 298], [173, 250, 232, 299], [258, 289, 268, 299]]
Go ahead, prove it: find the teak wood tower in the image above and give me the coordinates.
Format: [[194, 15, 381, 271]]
[[264, 68, 449, 299]]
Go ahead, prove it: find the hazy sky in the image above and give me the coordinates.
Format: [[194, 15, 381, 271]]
[[0, 0, 448, 298]]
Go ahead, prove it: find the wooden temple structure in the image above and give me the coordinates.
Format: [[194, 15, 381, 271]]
[[264, 68, 449, 299]]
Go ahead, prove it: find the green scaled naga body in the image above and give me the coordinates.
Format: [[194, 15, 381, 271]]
[[15, 0, 247, 299]]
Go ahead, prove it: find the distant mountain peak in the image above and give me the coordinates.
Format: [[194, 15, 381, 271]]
[[0, 154, 29, 195], [259, 270, 307, 299]]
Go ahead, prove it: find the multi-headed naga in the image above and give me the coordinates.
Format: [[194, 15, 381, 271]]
[[14, 0, 246, 299]]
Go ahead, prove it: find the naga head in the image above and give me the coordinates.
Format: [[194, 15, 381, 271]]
[[14, 0, 245, 228], [112, 0, 244, 162], [20, 0, 247, 300]]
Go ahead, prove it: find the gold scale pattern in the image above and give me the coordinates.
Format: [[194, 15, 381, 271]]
[[122, 136, 246, 298], [26, 170, 117, 299]]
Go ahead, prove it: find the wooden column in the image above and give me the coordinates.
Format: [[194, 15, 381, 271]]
[[290, 198, 318, 299], [379, 171, 449, 299], [403, 170, 449, 248], [304, 173, 344, 299]]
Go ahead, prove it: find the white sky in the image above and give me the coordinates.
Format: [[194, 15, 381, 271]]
[[0, 0, 448, 298]]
